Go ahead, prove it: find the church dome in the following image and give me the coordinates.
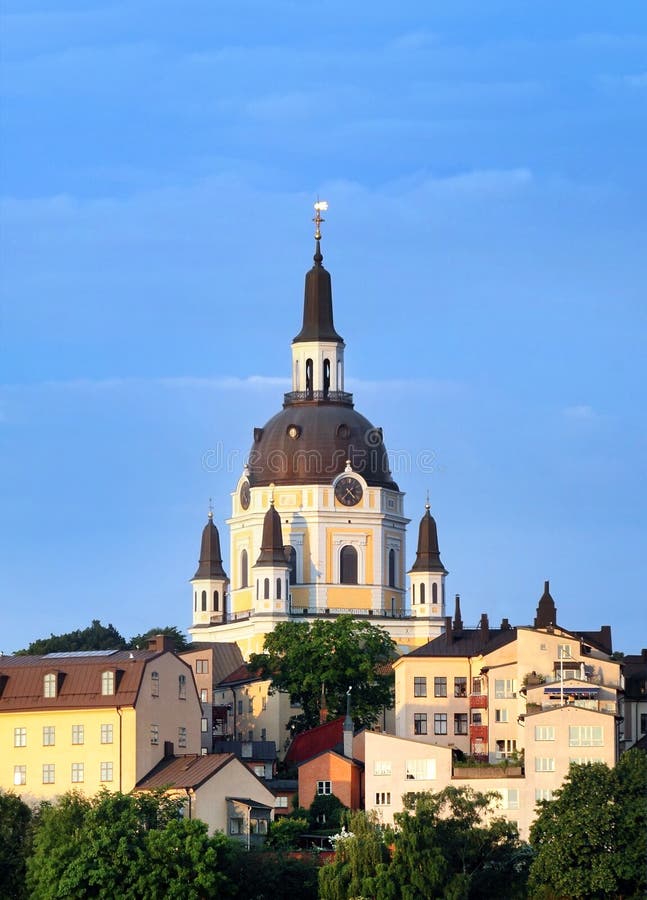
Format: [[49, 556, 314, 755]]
[[247, 397, 398, 490]]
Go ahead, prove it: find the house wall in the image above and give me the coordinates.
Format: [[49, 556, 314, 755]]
[[298, 753, 361, 810]]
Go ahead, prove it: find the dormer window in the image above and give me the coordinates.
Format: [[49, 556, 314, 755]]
[[101, 671, 115, 696], [43, 673, 57, 698]]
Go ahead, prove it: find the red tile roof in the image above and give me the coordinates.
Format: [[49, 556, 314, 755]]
[[284, 716, 345, 765]]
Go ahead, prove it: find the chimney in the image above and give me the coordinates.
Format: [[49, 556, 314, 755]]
[[445, 616, 453, 644], [453, 595, 463, 636], [480, 613, 490, 642], [147, 634, 176, 653], [343, 687, 353, 758], [500, 617, 510, 630]]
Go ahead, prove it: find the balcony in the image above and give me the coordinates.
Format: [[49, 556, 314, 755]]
[[470, 694, 488, 709], [284, 390, 353, 406], [470, 724, 488, 741]]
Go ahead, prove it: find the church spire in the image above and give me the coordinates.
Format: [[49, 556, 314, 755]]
[[193, 512, 227, 579], [255, 501, 288, 566], [293, 200, 343, 345], [534, 580, 557, 628], [411, 503, 447, 574]]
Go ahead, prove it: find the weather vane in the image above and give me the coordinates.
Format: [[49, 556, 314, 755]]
[[313, 199, 328, 240], [208, 497, 213, 519]]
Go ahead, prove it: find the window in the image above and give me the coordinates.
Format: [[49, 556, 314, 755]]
[[262, 696, 267, 711], [534, 725, 555, 741], [434, 676, 447, 698], [494, 679, 516, 699], [406, 759, 436, 780], [434, 713, 448, 735], [247, 729, 253, 742], [535, 788, 554, 802], [419, 583, 426, 604], [251, 818, 268, 835], [569, 725, 603, 747], [500, 788, 519, 810], [496, 739, 517, 758], [201, 717, 208, 733], [178, 726, 187, 748], [151, 724, 159, 745], [261, 728, 267, 741], [248, 697, 254, 714], [275, 796, 289, 808], [213, 590, 219, 611], [43, 673, 56, 698], [43, 726, 55, 746], [414, 713, 428, 735], [432, 582, 438, 604], [71, 763, 84, 783], [340, 545, 358, 584], [317, 781, 332, 795], [414, 676, 427, 697], [196, 659, 209, 674], [14, 766, 26, 786], [276, 577, 282, 599], [263, 578, 270, 599], [373, 760, 392, 776], [237, 700, 243, 715], [100, 762, 113, 782], [200, 688, 208, 702], [557, 644, 572, 660], [535, 757, 555, 772], [286, 546, 297, 584], [641, 713, 647, 735], [375, 792, 391, 806], [495, 709, 508, 723], [42, 764, 55, 784], [14, 727, 26, 747], [472, 677, 483, 695], [254, 765, 265, 778], [472, 712, 482, 725], [72, 725, 84, 745], [240, 549, 249, 588], [101, 671, 114, 695], [230, 818, 244, 835], [101, 724, 113, 744], [454, 677, 467, 698], [570, 757, 604, 765], [179, 674, 187, 699], [388, 548, 396, 588], [151, 671, 160, 697], [454, 713, 468, 735]]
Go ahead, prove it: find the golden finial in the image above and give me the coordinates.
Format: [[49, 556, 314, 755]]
[[313, 199, 328, 240], [425, 489, 430, 511], [208, 497, 214, 519]]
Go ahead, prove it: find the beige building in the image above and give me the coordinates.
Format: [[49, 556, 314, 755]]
[[136, 752, 276, 845], [0, 636, 202, 803]]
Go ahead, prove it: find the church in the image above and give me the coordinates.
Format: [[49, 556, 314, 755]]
[[188, 204, 449, 659]]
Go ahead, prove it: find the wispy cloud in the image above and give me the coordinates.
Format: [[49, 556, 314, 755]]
[[562, 404, 598, 421]]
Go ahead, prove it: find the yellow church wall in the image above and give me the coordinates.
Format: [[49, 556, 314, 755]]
[[326, 587, 372, 608], [290, 587, 309, 608]]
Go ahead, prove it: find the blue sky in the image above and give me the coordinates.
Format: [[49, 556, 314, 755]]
[[1, 1, 646, 655]]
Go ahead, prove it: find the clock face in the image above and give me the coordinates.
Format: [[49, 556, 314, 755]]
[[335, 476, 363, 507], [239, 481, 251, 510]]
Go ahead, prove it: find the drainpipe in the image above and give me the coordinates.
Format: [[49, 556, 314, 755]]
[[117, 707, 123, 791], [229, 686, 237, 739], [184, 788, 193, 820]]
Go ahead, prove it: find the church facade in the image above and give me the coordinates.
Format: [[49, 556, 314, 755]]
[[189, 209, 448, 659]]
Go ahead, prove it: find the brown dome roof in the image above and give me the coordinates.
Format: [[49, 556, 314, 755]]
[[247, 397, 398, 489]]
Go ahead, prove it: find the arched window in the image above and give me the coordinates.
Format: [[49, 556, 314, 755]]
[[432, 583, 438, 604], [412, 583, 416, 604], [194, 591, 197, 612], [263, 578, 270, 599], [294, 359, 300, 390], [285, 545, 297, 584], [340, 545, 358, 585], [305, 358, 313, 396], [240, 549, 248, 588], [388, 548, 396, 588], [420, 583, 426, 604], [213, 590, 219, 611], [276, 577, 282, 599], [323, 358, 330, 396], [201, 590, 207, 611], [337, 359, 343, 390]]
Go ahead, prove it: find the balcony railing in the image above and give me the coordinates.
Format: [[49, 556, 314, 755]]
[[470, 725, 489, 740], [470, 694, 488, 709], [284, 390, 353, 406]]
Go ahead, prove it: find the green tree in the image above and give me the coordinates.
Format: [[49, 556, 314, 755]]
[[319, 811, 391, 900], [26, 789, 237, 899], [16, 619, 127, 655], [529, 751, 647, 899], [249, 615, 396, 731], [228, 848, 319, 899], [308, 792, 347, 831], [127, 624, 189, 651], [0, 790, 32, 899], [377, 787, 528, 900], [265, 815, 308, 850]]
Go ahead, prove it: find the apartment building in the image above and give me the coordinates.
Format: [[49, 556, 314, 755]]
[[0, 637, 201, 802]]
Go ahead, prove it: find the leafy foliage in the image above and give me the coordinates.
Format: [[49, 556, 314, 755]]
[[308, 793, 347, 831], [249, 615, 396, 731], [264, 816, 309, 850], [529, 750, 647, 899], [0, 790, 32, 899], [127, 624, 189, 651], [319, 811, 391, 900], [16, 620, 127, 655]]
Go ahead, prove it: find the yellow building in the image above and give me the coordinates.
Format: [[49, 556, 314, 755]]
[[188, 209, 448, 659], [0, 636, 202, 802]]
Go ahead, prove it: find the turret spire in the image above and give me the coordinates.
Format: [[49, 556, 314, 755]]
[[193, 514, 227, 579], [255, 502, 288, 566], [293, 200, 343, 344], [411, 503, 448, 574], [534, 580, 557, 628]]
